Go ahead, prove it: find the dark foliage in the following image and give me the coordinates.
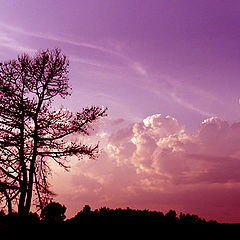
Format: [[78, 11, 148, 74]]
[[1, 202, 240, 237], [0, 203, 220, 226], [66, 205, 215, 225], [40, 202, 66, 224]]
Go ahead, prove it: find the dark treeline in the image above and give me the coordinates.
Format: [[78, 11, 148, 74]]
[[0, 202, 219, 226], [66, 204, 218, 225], [2, 202, 240, 236], [1, 203, 239, 238]]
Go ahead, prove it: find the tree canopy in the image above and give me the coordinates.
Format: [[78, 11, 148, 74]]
[[0, 48, 107, 215]]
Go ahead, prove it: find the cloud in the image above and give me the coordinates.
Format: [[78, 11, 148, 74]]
[[110, 118, 125, 126], [104, 114, 240, 221], [169, 92, 215, 117], [112, 115, 240, 184], [132, 62, 148, 77], [53, 114, 240, 222], [0, 22, 121, 56], [0, 27, 35, 54]]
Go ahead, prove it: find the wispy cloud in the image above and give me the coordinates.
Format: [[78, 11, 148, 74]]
[[0, 21, 222, 120], [0, 25, 35, 54], [132, 62, 148, 77], [169, 91, 215, 117], [0, 22, 121, 56], [136, 71, 224, 117], [69, 56, 106, 68]]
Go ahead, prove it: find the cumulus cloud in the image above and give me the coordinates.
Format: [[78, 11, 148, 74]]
[[107, 114, 240, 185], [54, 113, 240, 222]]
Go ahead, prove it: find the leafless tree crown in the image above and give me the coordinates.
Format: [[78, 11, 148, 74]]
[[0, 49, 107, 215]]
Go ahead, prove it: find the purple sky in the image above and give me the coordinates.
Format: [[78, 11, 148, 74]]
[[0, 1, 240, 222]]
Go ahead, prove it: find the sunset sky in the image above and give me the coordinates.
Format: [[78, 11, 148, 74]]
[[0, 0, 240, 223]]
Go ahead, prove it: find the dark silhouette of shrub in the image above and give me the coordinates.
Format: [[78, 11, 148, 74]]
[[40, 202, 66, 224], [82, 205, 92, 216], [165, 209, 178, 224], [179, 212, 207, 224]]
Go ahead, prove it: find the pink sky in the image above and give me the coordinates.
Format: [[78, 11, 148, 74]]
[[0, 0, 240, 223]]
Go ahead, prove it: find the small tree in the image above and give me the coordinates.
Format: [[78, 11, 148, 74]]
[[41, 202, 66, 223], [0, 49, 107, 215]]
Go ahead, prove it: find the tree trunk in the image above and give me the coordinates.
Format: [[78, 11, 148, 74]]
[[24, 100, 42, 215], [24, 157, 35, 214], [3, 189, 12, 215], [24, 131, 38, 215], [18, 142, 27, 215], [18, 90, 28, 215]]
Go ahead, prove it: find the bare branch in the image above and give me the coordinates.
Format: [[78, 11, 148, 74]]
[[0, 48, 107, 215]]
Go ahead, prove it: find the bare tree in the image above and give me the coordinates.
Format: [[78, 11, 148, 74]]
[[0, 49, 107, 215]]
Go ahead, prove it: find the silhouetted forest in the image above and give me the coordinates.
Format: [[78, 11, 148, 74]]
[[66, 204, 217, 224], [0, 201, 220, 226], [1, 202, 239, 236]]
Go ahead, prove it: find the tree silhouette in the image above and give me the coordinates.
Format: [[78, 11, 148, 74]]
[[0, 49, 107, 216], [67, 205, 217, 226], [40, 202, 66, 223]]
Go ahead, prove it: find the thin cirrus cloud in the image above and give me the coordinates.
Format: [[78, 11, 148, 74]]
[[0, 22, 147, 85], [54, 113, 240, 222], [0, 22, 224, 122], [0, 22, 115, 54], [0, 22, 125, 71], [0, 29, 35, 54]]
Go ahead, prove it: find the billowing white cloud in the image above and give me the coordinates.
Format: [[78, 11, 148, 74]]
[[53, 114, 240, 222], [107, 114, 240, 185], [130, 114, 186, 174]]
